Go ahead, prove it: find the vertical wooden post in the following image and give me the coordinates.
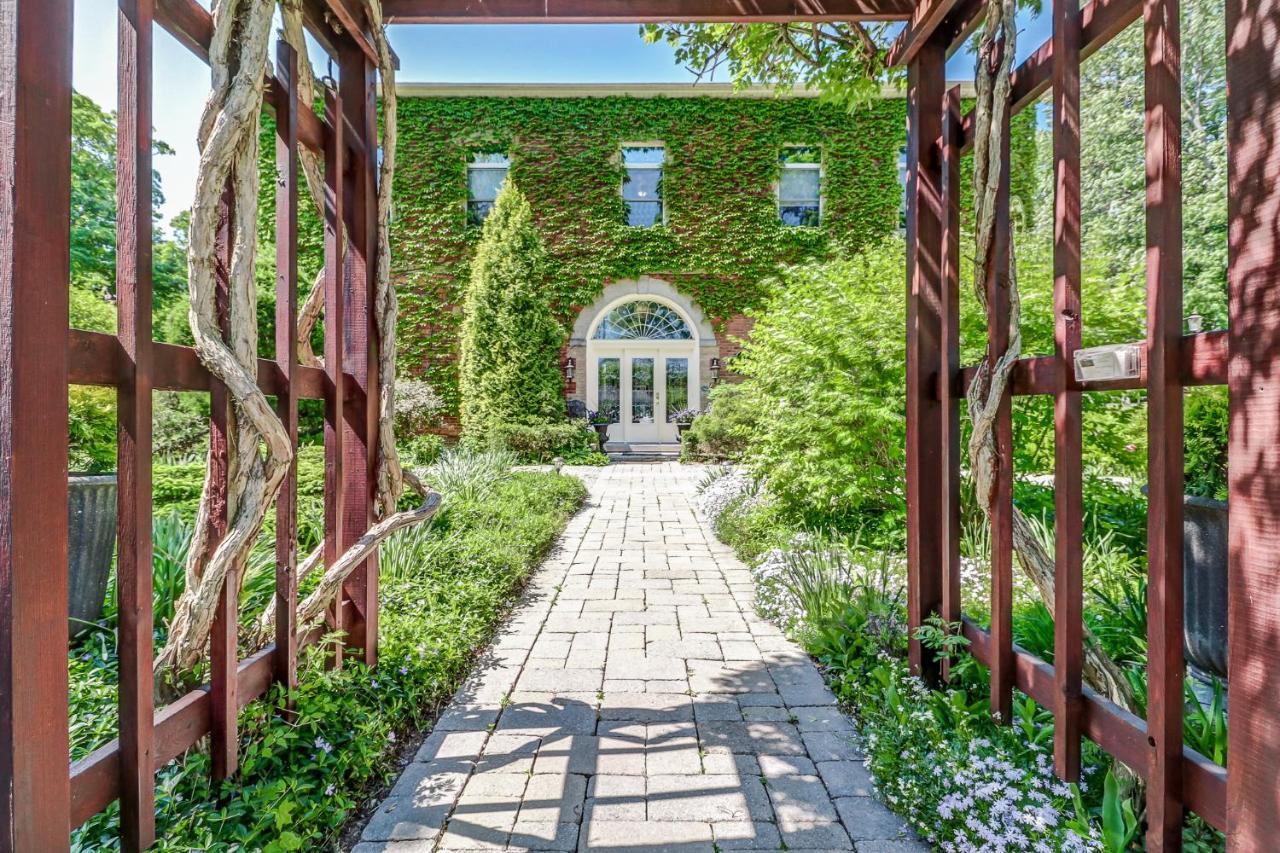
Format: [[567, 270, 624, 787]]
[[1051, 0, 1084, 782], [940, 86, 963, 641], [0, 0, 73, 849], [986, 111, 1015, 726], [209, 181, 238, 780], [1224, 0, 1280, 846], [115, 0, 156, 844], [338, 46, 378, 665], [904, 35, 946, 684], [1144, 0, 1184, 844], [274, 41, 300, 698], [323, 84, 346, 669]]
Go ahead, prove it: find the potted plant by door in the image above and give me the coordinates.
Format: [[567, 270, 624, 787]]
[[586, 409, 613, 448], [671, 408, 701, 439]]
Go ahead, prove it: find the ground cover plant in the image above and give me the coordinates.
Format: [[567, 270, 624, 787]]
[[69, 455, 585, 850], [696, 470, 1226, 851]]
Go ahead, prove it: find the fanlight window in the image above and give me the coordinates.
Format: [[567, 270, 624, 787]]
[[593, 301, 693, 340]]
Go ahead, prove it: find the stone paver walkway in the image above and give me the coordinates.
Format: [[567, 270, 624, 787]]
[[356, 463, 926, 852]]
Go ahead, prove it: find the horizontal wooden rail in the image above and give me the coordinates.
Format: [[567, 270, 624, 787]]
[[384, 0, 914, 23], [958, 0, 1142, 151], [69, 328, 328, 400], [886, 0, 978, 67], [961, 620, 1227, 830], [952, 330, 1226, 398], [68, 627, 326, 828]]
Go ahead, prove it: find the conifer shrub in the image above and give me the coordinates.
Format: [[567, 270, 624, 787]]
[[458, 182, 566, 446]]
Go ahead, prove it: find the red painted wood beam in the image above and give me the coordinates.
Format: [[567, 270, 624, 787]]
[[1224, 0, 1280, 846], [962, 620, 1226, 831], [1050, 0, 1084, 784], [68, 329, 327, 400], [116, 0, 158, 847], [959, 0, 1141, 150], [955, 330, 1227, 398], [885, 0, 977, 67], [903, 35, 947, 685], [384, 0, 913, 23], [0, 0, 74, 848], [274, 39, 302, 705], [317, 0, 379, 65]]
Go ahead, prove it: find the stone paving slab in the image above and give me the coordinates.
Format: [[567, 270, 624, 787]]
[[356, 464, 926, 852]]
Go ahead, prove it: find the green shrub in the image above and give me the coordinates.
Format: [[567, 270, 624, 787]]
[[399, 433, 446, 468], [69, 387, 117, 474], [458, 182, 566, 443], [732, 242, 908, 533], [153, 446, 327, 519], [489, 419, 601, 463], [1184, 386, 1228, 500], [680, 383, 758, 462], [394, 379, 446, 437]]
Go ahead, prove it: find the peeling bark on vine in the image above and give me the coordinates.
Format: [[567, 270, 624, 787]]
[[966, 0, 1138, 713], [157, 0, 438, 687], [153, 0, 290, 689]]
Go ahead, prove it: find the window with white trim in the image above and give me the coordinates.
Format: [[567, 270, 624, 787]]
[[466, 152, 509, 226], [778, 145, 822, 227], [622, 145, 665, 227]]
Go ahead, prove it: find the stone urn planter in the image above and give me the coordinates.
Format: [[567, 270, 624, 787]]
[[68, 474, 117, 639], [591, 423, 611, 447], [1183, 494, 1228, 682], [676, 422, 693, 438]]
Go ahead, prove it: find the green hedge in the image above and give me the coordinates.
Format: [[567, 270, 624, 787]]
[[154, 445, 327, 519]]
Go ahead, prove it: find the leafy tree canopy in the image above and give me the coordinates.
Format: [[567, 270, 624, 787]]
[[70, 91, 187, 310]]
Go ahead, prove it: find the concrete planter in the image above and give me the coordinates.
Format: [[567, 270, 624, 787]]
[[68, 474, 117, 639], [1183, 494, 1228, 681], [591, 423, 611, 448]]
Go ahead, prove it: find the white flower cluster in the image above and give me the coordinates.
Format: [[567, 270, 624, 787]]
[[927, 740, 1101, 853], [693, 468, 757, 523], [749, 536, 815, 632]]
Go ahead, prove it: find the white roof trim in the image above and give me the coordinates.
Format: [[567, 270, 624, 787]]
[[394, 81, 977, 100]]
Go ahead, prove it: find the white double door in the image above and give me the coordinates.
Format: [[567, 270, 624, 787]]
[[590, 345, 695, 444]]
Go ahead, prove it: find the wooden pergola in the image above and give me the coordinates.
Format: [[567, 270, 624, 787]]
[[0, 0, 1277, 849]]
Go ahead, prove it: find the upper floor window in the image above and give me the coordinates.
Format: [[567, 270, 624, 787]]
[[622, 145, 664, 227], [467, 152, 509, 226], [779, 145, 822, 227]]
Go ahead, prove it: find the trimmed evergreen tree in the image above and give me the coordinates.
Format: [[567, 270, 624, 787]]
[[459, 181, 566, 443]]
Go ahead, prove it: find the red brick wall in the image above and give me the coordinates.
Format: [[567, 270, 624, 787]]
[[714, 314, 755, 382]]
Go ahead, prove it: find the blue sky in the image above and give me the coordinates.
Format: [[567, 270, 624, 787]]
[[72, 9, 1052, 228]]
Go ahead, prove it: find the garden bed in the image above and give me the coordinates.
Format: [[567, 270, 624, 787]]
[[70, 464, 585, 851], [695, 468, 1225, 852]]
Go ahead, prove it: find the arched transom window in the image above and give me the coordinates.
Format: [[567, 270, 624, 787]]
[[593, 300, 693, 340]]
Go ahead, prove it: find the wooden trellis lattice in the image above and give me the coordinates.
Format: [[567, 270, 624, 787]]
[[1, 0, 1279, 850], [897, 0, 1280, 848]]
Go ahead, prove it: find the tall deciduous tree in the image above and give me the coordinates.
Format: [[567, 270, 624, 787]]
[[1066, 0, 1226, 327], [459, 182, 566, 443]]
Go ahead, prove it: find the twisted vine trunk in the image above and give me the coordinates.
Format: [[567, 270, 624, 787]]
[[158, 0, 440, 689], [153, 0, 289, 690], [966, 0, 1139, 713]]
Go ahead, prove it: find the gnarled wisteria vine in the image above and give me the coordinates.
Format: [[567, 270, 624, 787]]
[[155, 0, 439, 689], [965, 0, 1136, 713]]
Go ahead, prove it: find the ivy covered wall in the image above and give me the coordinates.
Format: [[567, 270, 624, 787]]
[[390, 92, 908, 415]]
